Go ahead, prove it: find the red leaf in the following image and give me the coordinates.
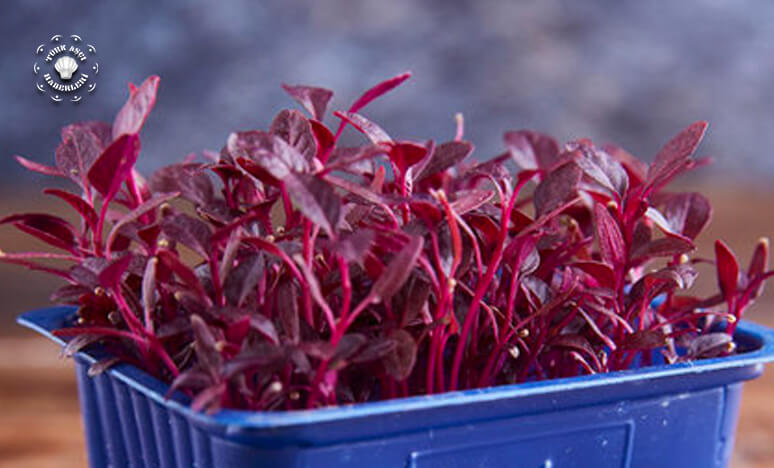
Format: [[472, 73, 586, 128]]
[[715, 240, 739, 299], [348, 71, 411, 113], [14, 155, 63, 177], [603, 143, 648, 186], [112, 75, 160, 139], [370, 235, 424, 302], [647, 121, 707, 189], [594, 203, 625, 267], [748, 237, 770, 299], [389, 141, 427, 175], [414, 141, 473, 181], [97, 254, 133, 288], [0, 213, 78, 252], [281, 84, 333, 121], [309, 120, 335, 159], [43, 188, 98, 233], [88, 134, 141, 202], [570, 261, 616, 288]]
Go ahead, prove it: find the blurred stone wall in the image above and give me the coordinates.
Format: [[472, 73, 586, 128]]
[[2, 0, 773, 181]]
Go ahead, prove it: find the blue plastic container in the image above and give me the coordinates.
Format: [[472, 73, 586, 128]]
[[18, 306, 774, 468]]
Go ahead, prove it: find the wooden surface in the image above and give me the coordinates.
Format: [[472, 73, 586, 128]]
[[1, 183, 773, 467]]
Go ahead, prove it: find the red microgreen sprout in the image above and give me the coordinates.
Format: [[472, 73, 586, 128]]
[[3, 73, 772, 413]]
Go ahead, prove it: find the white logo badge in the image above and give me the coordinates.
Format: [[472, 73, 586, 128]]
[[34, 34, 99, 103]]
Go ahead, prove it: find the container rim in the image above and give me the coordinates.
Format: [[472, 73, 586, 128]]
[[18, 306, 774, 431]]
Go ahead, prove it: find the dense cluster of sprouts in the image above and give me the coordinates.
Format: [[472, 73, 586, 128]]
[[3, 73, 771, 412]]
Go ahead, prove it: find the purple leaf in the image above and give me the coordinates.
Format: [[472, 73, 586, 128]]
[[715, 240, 739, 300], [149, 163, 214, 205], [332, 229, 374, 263], [534, 162, 582, 217], [161, 213, 212, 258], [414, 141, 473, 181], [382, 329, 417, 381], [157, 250, 210, 303], [593, 203, 625, 267], [662, 192, 712, 240], [65, 121, 113, 148], [88, 134, 141, 202], [277, 281, 300, 343], [112, 75, 160, 139], [549, 334, 601, 371], [0, 213, 78, 252], [331, 334, 367, 366], [227, 131, 310, 180], [504, 130, 560, 170], [55, 125, 102, 189], [106, 192, 179, 250], [570, 261, 616, 288], [450, 190, 494, 215], [571, 143, 629, 197], [631, 237, 694, 260], [747, 237, 770, 299], [224, 254, 264, 307], [604, 143, 648, 185], [284, 173, 341, 238], [647, 121, 708, 189], [249, 313, 280, 345], [43, 188, 98, 233], [281, 84, 333, 121], [190, 314, 222, 377], [352, 337, 396, 363], [622, 330, 667, 350], [270, 109, 317, 162], [370, 235, 424, 302], [688, 333, 733, 358]]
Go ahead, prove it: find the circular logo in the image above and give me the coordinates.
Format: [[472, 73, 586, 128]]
[[34, 34, 99, 103]]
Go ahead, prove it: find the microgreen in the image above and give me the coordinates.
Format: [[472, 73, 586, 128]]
[[4, 73, 772, 412]]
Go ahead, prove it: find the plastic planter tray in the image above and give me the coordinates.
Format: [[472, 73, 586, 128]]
[[18, 306, 774, 468]]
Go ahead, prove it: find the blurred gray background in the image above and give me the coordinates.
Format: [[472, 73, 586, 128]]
[[2, 0, 774, 180]]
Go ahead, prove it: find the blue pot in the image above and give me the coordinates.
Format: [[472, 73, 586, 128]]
[[18, 306, 774, 468]]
